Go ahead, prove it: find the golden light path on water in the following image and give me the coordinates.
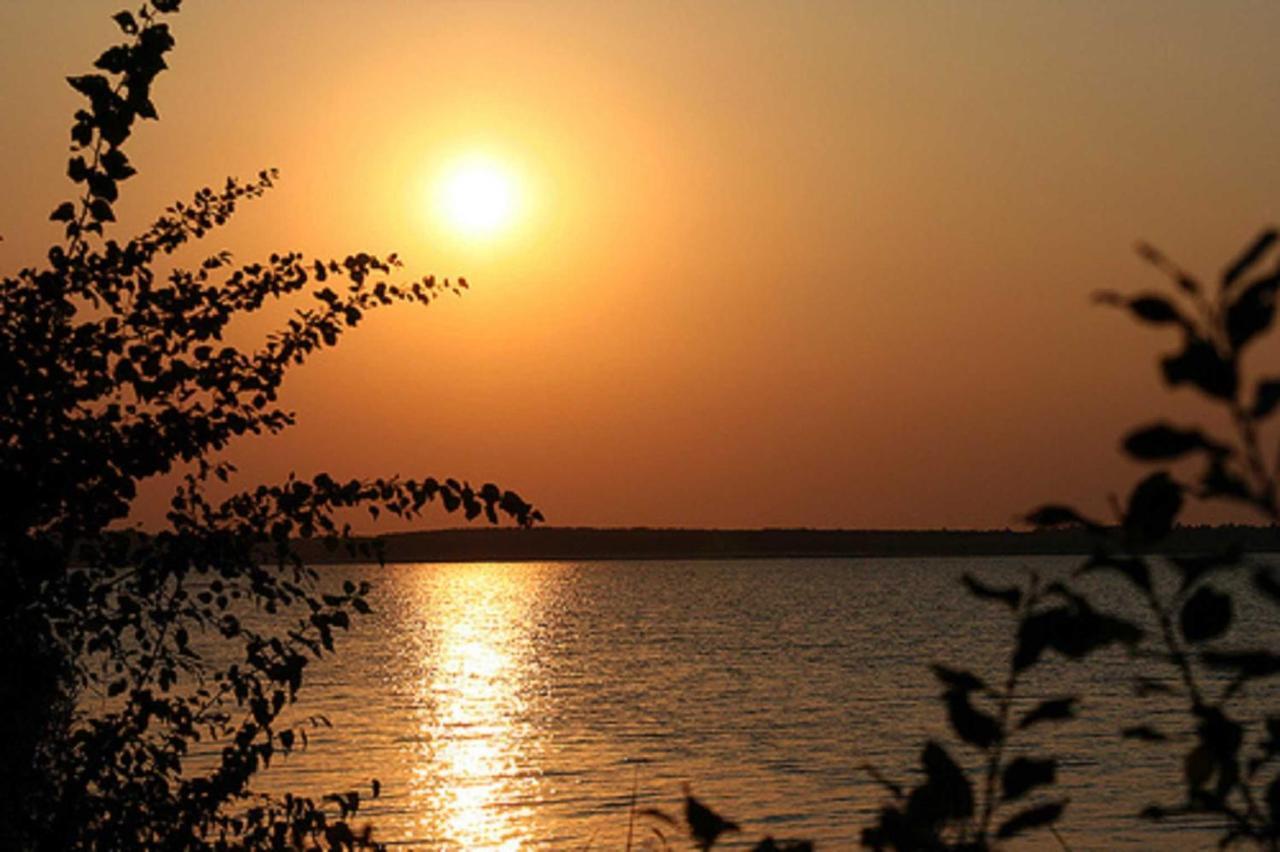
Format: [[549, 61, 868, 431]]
[[406, 564, 541, 849], [222, 558, 1280, 848]]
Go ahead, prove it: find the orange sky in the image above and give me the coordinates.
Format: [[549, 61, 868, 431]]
[[3, 2, 1279, 530]]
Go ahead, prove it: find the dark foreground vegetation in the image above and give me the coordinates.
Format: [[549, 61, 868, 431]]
[[1, 3, 535, 848], [675, 232, 1280, 850]]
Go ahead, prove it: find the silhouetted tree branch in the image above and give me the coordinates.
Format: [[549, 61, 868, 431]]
[[859, 229, 1280, 851], [0, 3, 538, 847]]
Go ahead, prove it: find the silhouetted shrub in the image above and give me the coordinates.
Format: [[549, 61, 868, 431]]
[[678, 232, 1280, 850], [859, 229, 1280, 850], [0, 3, 536, 847]]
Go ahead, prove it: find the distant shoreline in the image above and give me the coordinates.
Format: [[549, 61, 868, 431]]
[[293, 525, 1280, 564]]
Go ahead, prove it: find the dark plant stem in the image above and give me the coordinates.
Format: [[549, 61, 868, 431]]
[[978, 624, 1023, 842], [1144, 569, 1270, 838], [1142, 587, 1203, 710], [1230, 401, 1277, 517]]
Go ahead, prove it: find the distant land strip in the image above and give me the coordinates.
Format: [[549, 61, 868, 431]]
[[294, 526, 1280, 564]]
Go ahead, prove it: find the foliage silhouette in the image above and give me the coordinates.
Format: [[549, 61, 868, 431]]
[[856, 572, 1135, 850], [672, 230, 1280, 850], [0, 2, 537, 848], [615, 786, 812, 852], [855, 228, 1280, 850]]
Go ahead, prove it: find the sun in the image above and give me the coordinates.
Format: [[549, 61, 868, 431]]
[[434, 155, 519, 239]]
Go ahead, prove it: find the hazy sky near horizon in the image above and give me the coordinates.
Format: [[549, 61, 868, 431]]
[[2, 2, 1279, 530]]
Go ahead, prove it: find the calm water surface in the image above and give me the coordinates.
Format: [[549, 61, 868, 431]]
[[233, 557, 1280, 849]]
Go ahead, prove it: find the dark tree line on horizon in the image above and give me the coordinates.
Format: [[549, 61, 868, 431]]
[[284, 524, 1280, 565]]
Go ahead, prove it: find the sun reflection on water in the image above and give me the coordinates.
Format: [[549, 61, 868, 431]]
[[407, 564, 541, 850]]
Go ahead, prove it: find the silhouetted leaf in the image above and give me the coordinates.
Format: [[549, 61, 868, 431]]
[[961, 574, 1020, 609], [1124, 472, 1183, 544], [1127, 295, 1184, 325], [995, 801, 1066, 840], [112, 11, 138, 34], [1255, 568, 1280, 605], [1122, 423, 1224, 460], [1054, 606, 1143, 659], [49, 202, 76, 222], [1018, 601, 1141, 671], [1223, 229, 1277, 290], [932, 665, 985, 693], [1123, 726, 1168, 742], [1025, 504, 1100, 530], [1018, 697, 1077, 729], [1201, 457, 1253, 503], [945, 689, 1000, 749], [87, 171, 118, 202], [88, 198, 115, 223], [1015, 608, 1063, 671], [1195, 705, 1243, 762], [67, 73, 111, 102], [68, 156, 91, 183], [684, 788, 739, 851], [1161, 337, 1236, 400], [1254, 380, 1280, 419], [101, 148, 136, 181], [1183, 708, 1243, 795], [1002, 757, 1056, 802], [1179, 586, 1232, 643], [918, 741, 974, 821], [754, 839, 815, 852], [1226, 274, 1280, 350]]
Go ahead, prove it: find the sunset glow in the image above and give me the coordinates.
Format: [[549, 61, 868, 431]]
[[434, 155, 519, 239], [8, 3, 1280, 849], [3, 3, 1278, 530]]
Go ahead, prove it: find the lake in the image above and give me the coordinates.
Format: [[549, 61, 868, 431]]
[[230, 556, 1280, 849]]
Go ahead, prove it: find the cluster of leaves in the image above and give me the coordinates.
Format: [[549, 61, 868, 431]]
[[613, 784, 814, 851], [860, 574, 1140, 850], [861, 229, 1280, 850], [1042, 229, 1280, 845], [1, 3, 537, 848]]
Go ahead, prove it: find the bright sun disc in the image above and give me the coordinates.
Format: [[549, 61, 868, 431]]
[[436, 156, 517, 238]]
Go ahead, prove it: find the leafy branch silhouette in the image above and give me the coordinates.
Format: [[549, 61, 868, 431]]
[[859, 572, 1138, 850], [857, 228, 1280, 850], [1, 3, 537, 848], [675, 232, 1280, 850]]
